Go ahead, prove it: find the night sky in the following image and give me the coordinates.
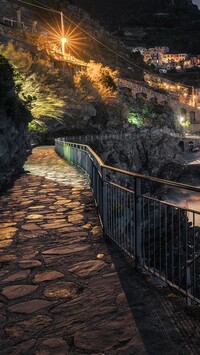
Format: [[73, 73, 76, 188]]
[[193, 0, 200, 8]]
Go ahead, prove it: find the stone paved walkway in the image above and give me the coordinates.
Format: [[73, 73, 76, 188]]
[[0, 147, 199, 355]]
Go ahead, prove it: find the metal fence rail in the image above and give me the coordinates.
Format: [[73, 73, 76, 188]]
[[55, 138, 200, 305], [58, 129, 184, 145]]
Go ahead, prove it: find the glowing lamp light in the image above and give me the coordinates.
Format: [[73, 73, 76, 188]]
[[179, 116, 184, 123], [61, 37, 69, 55], [61, 37, 67, 44]]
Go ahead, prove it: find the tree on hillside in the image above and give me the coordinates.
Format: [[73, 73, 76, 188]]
[[74, 60, 128, 129], [0, 53, 31, 124], [128, 95, 178, 130], [0, 42, 70, 131]]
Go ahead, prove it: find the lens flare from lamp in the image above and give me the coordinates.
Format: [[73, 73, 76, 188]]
[[41, 18, 85, 60]]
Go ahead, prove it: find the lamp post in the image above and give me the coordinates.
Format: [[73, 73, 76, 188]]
[[61, 11, 64, 36], [60, 11, 66, 56], [17, 1, 67, 56]]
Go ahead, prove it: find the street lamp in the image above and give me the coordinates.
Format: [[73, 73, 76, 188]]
[[18, 2, 67, 56], [60, 11, 66, 56]]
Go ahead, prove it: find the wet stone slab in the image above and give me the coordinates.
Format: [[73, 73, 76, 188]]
[[73, 323, 124, 352], [68, 259, 107, 278], [2, 270, 31, 283], [17, 260, 42, 268], [1, 285, 38, 300], [0, 227, 18, 239], [33, 270, 65, 283], [42, 245, 89, 255], [43, 281, 80, 300], [8, 299, 55, 314], [0, 239, 13, 248], [21, 224, 41, 231], [36, 337, 69, 354], [0, 254, 17, 262], [5, 315, 53, 339]]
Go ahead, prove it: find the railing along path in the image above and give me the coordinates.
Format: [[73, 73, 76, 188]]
[[59, 131, 200, 151], [55, 138, 200, 305]]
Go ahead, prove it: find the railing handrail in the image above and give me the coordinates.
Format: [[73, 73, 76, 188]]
[[56, 138, 200, 195], [55, 138, 200, 304]]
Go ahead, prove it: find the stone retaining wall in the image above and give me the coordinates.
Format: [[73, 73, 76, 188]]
[[119, 79, 200, 133]]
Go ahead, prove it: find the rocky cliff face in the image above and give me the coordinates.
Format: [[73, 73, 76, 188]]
[[0, 54, 31, 191], [0, 111, 29, 169], [92, 127, 184, 178], [89, 126, 200, 201]]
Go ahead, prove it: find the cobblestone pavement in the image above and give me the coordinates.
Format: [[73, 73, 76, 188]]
[[0, 147, 199, 355]]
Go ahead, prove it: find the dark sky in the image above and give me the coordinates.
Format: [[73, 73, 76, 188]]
[[193, 0, 200, 8]]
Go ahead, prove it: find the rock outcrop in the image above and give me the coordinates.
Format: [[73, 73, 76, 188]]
[[0, 54, 31, 191], [93, 127, 184, 178]]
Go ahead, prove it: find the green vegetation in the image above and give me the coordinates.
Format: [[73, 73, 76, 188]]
[[0, 41, 180, 138], [74, 61, 118, 98], [0, 42, 126, 136], [0, 53, 31, 125], [0, 43, 67, 124], [180, 119, 191, 128], [128, 112, 143, 127], [28, 119, 48, 132], [128, 96, 177, 129]]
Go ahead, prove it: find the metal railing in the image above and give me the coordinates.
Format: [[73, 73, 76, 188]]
[[57, 132, 200, 152], [58, 129, 183, 145], [59, 132, 133, 144], [55, 138, 200, 305]]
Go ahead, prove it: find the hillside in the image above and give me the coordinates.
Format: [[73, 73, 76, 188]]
[[0, 0, 147, 142], [0, 0, 186, 185], [0, 1, 181, 143], [5, 1, 200, 52], [69, 0, 200, 52], [1, 0, 144, 72], [69, 0, 199, 28]]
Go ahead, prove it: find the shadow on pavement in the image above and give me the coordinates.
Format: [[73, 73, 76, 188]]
[[106, 239, 200, 355]]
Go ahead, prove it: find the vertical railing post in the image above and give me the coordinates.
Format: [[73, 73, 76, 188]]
[[92, 163, 96, 193], [102, 167, 107, 236], [135, 177, 142, 268], [186, 262, 192, 306]]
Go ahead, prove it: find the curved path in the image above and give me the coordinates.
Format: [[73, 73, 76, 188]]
[[0, 147, 199, 354]]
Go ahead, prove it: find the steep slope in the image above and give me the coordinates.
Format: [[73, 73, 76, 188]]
[[6, 1, 200, 52], [69, 0, 199, 29], [69, 0, 200, 51], [0, 0, 145, 143], [0, 0, 184, 183]]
